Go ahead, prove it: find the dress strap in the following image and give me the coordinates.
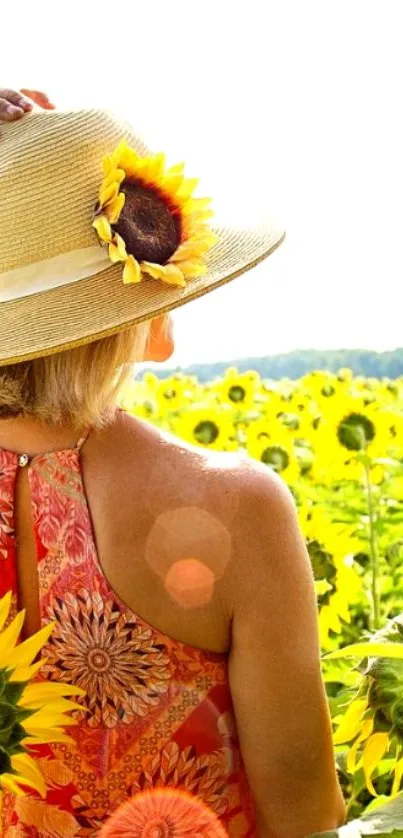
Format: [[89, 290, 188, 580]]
[[76, 426, 92, 452]]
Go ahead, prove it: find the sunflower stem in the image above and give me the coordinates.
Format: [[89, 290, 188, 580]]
[[364, 463, 381, 631]]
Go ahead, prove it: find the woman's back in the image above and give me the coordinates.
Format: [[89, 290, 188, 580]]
[[1, 410, 258, 835]]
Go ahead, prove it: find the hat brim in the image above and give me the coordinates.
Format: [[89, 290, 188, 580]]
[[0, 220, 285, 366]]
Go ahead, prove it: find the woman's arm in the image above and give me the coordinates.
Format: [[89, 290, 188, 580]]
[[228, 464, 346, 838]]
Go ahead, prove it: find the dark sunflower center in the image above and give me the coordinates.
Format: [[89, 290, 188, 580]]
[[321, 384, 336, 397], [115, 181, 181, 264], [228, 385, 246, 403], [261, 446, 289, 472], [337, 412, 375, 451], [194, 421, 219, 445]]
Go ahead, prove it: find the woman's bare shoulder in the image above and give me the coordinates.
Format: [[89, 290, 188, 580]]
[[93, 410, 294, 545]]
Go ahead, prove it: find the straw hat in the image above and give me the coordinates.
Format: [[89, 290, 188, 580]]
[[0, 108, 285, 366]]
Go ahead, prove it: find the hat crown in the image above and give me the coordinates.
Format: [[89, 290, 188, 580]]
[[0, 109, 148, 273]]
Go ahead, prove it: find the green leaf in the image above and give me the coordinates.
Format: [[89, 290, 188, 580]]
[[324, 643, 403, 661]]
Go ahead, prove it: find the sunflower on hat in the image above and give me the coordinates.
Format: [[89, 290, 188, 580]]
[[92, 141, 218, 288]]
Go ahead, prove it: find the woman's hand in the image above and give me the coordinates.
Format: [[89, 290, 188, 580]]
[[0, 88, 55, 122]]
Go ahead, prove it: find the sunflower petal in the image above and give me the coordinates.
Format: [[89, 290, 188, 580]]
[[99, 182, 119, 207], [114, 233, 128, 260], [0, 610, 25, 658], [162, 174, 184, 194], [11, 752, 46, 798], [0, 774, 25, 796], [102, 154, 116, 177], [0, 591, 12, 632], [346, 739, 361, 774], [171, 259, 207, 279], [181, 197, 212, 215], [147, 152, 166, 181], [22, 727, 76, 745], [109, 242, 125, 264], [105, 192, 126, 224], [102, 168, 126, 191], [141, 262, 186, 288], [363, 732, 389, 796], [19, 681, 86, 707], [93, 215, 112, 244], [123, 256, 142, 285], [333, 698, 367, 744], [166, 162, 185, 176], [9, 658, 47, 683], [0, 621, 54, 670], [175, 177, 199, 204], [171, 236, 217, 263]]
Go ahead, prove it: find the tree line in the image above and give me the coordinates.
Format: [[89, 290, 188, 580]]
[[141, 348, 403, 382]]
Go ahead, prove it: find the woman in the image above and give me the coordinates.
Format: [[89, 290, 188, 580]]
[[0, 88, 346, 837]]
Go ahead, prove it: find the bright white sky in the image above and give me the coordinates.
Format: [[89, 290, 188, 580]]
[[5, 1, 403, 368]]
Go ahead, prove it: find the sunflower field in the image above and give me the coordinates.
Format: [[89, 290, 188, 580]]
[[121, 366, 403, 828]]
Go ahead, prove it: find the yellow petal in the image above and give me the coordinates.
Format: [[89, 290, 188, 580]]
[[357, 717, 374, 743], [99, 182, 119, 207], [346, 739, 361, 774], [0, 621, 54, 670], [392, 757, 403, 796], [363, 732, 389, 796], [105, 192, 125, 224], [11, 753, 46, 798], [333, 698, 368, 745], [141, 261, 185, 287], [114, 233, 128, 260], [0, 774, 25, 796], [171, 259, 207, 279], [23, 729, 75, 746], [167, 162, 185, 176], [111, 140, 131, 168], [24, 710, 79, 729], [0, 609, 25, 659], [147, 152, 166, 181], [171, 236, 217, 263], [140, 261, 164, 280], [0, 590, 12, 632], [9, 658, 47, 682], [102, 168, 126, 191], [175, 177, 199, 203], [181, 197, 212, 216], [102, 153, 115, 177], [162, 173, 184, 194], [93, 215, 112, 244], [19, 681, 86, 707], [109, 243, 124, 264], [123, 255, 142, 285]]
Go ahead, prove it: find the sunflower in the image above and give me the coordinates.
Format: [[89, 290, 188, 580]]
[[93, 141, 218, 287], [326, 615, 403, 797], [99, 788, 228, 837], [0, 591, 84, 798], [213, 369, 258, 411], [246, 419, 300, 484], [299, 507, 363, 648], [172, 404, 236, 451]]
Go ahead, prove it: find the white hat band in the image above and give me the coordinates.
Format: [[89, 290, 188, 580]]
[[0, 246, 110, 303]]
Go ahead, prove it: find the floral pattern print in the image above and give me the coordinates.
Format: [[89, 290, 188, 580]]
[[42, 590, 172, 727], [0, 439, 257, 836]]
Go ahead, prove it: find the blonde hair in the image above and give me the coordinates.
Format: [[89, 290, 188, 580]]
[[0, 323, 150, 429]]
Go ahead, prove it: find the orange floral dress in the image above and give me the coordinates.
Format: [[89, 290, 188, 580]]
[[0, 433, 257, 837]]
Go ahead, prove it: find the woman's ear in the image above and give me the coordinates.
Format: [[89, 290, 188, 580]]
[[144, 314, 175, 362]]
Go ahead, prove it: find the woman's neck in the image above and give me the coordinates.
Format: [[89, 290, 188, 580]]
[[0, 416, 87, 457]]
